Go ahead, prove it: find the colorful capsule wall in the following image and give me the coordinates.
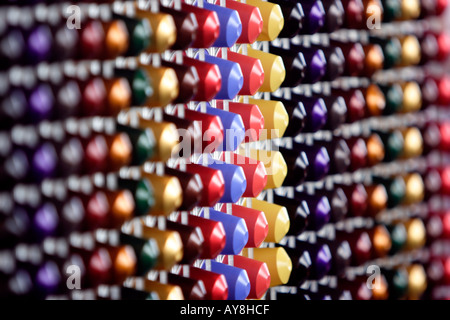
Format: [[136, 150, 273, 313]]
[[1, 0, 450, 301]]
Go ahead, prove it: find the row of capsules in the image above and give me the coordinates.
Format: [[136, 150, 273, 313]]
[[0, 0, 313, 300], [261, 0, 450, 300], [1, 0, 450, 301]]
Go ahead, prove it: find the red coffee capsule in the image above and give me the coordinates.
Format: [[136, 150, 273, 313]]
[[331, 88, 366, 123], [181, 108, 224, 153], [222, 255, 270, 299], [438, 122, 450, 152], [80, 78, 107, 116], [223, 0, 263, 44], [426, 211, 450, 241], [215, 101, 265, 142], [334, 183, 368, 217], [181, 3, 220, 48], [437, 76, 450, 105], [219, 203, 268, 248], [79, 20, 105, 59], [179, 214, 226, 259], [185, 164, 225, 207], [219, 152, 267, 197], [341, 0, 365, 29], [87, 248, 114, 287], [336, 229, 373, 266], [217, 50, 264, 96], [183, 57, 222, 102], [346, 137, 368, 171], [440, 167, 450, 195], [189, 267, 228, 300]]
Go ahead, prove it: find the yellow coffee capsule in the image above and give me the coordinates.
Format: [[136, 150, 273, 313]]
[[406, 264, 427, 300], [243, 0, 284, 41], [399, 0, 420, 20], [400, 82, 422, 113], [401, 127, 423, 159], [403, 173, 424, 205], [135, 10, 177, 53], [243, 46, 286, 92], [402, 218, 426, 250], [240, 97, 289, 139], [242, 247, 292, 287], [140, 172, 183, 216], [238, 148, 287, 189], [140, 225, 184, 270], [139, 65, 179, 107], [138, 117, 180, 162], [399, 35, 421, 66], [242, 198, 290, 243], [130, 278, 184, 300]]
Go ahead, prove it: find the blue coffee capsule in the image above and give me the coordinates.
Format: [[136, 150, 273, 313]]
[[203, 260, 250, 300], [202, 2, 242, 47], [201, 208, 249, 254], [206, 157, 247, 203], [198, 103, 245, 151]]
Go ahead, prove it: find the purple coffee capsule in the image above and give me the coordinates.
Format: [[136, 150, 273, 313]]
[[288, 95, 328, 132], [294, 192, 331, 230], [35, 260, 62, 296], [315, 188, 349, 222], [300, 0, 326, 34], [31, 142, 58, 181], [294, 240, 332, 280], [290, 44, 327, 83], [313, 138, 351, 174], [310, 45, 345, 81], [32, 202, 59, 240], [26, 24, 53, 64], [291, 143, 330, 180], [316, 236, 352, 276], [27, 84, 55, 122]]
